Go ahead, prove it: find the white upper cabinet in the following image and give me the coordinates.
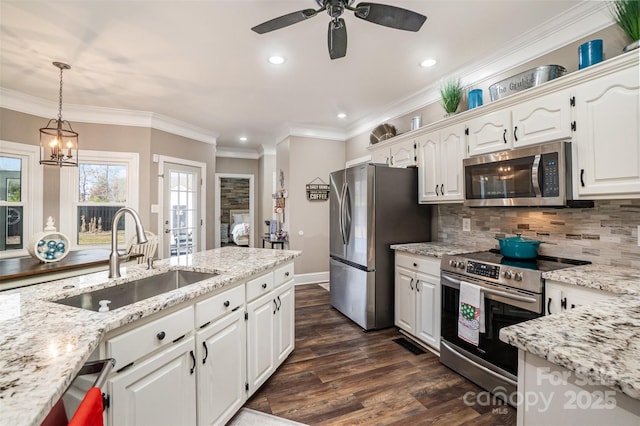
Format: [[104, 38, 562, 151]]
[[511, 90, 572, 148], [572, 63, 640, 199], [467, 109, 512, 155], [417, 123, 466, 203], [368, 135, 416, 167]]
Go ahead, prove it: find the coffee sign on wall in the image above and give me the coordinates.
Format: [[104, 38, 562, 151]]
[[306, 177, 330, 201]]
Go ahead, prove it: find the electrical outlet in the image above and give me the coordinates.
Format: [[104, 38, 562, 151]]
[[462, 218, 471, 232]]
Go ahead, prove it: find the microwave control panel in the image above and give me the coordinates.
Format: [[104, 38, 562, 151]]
[[466, 261, 500, 280], [541, 152, 560, 197]]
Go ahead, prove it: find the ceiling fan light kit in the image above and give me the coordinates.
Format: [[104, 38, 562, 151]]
[[251, 0, 427, 60]]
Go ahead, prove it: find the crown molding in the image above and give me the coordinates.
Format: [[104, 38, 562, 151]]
[[0, 87, 218, 145], [216, 146, 261, 159], [276, 124, 347, 144], [345, 1, 614, 140], [258, 145, 276, 156]]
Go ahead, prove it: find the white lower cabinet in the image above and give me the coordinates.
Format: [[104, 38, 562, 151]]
[[545, 280, 615, 315], [102, 261, 295, 426], [394, 253, 441, 350], [196, 308, 246, 426], [246, 278, 295, 395], [108, 336, 197, 426]]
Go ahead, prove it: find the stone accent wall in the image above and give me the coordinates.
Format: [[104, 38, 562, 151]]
[[437, 200, 640, 268], [220, 178, 250, 224]]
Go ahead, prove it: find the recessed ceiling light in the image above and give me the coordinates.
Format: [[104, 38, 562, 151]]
[[268, 56, 286, 65], [337, 113, 347, 119], [239, 136, 248, 142], [420, 58, 437, 68]]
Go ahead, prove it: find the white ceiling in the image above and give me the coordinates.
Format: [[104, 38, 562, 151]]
[[0, 1, 611, 151]]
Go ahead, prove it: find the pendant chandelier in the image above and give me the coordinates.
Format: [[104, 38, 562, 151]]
[[39, 61, 78, 167]]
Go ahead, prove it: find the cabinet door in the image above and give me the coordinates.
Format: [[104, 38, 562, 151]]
[[390, 139, 416, 167], [196, 309, 246, 426], [246, 291, 276, 395], [274, 280, 295, 365], [468, 109, 512, 155], [417, 132, 439, 203], [394, 266, 416, 334], [511, 90, 572, 148], [108, 337, 196, 426], [370, 147, 390, 165], [574, 65, 640, 197], [439, 123, 466, 201], [415, 272, 441, 350]]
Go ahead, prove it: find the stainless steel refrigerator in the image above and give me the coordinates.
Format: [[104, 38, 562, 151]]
[[329, 163, 431, 330]]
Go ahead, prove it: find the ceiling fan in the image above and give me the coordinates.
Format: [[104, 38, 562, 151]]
[[251, 0, 427, 60]]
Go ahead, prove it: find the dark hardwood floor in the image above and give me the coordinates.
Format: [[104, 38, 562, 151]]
[[243, 284, 516, 425]]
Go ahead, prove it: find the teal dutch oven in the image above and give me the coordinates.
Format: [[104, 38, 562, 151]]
[[495, 233, 543, 259]]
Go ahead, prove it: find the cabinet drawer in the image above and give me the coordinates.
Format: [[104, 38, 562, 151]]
[[274, 263, 294, 287], [107, 306, 194, 370], [246, 272, 274, 302], [396, 253, 440, 276], [195, 284, 245, 327]]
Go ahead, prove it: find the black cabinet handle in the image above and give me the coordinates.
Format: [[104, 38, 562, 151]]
[[273, 299, 278, 314], [189, 350, 196, 375], [513, 126, 518, 142], [547, 298, 552, 315], [561, 297, 567, 309], [435, 185, 439, 196], [285, 271, 290, 277], [416, 280, 420, 292], [262, 283, 267, 289], [580, 169, 585, 187], [156, 331, 166, 341], [503, 129, 507, 143], [409, 278, 414, 291], [223, 300, 230, 308], [413, 262, 418, 267], [571, 304, 576, 309], [441, 184, 444, 195], [202, 341, 208, 364], [277, 296, 282, 311]]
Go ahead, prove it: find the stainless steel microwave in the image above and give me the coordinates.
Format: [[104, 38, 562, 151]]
[[463, 141, 577, 207]]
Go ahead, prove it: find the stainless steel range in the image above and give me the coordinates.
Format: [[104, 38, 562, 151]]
[[439, 249, 590, 404]]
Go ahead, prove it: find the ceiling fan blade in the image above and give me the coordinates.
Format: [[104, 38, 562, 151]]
[[353, 2, 426, 32], [251, 8, 320, 34], [328, 18, 347, 59]]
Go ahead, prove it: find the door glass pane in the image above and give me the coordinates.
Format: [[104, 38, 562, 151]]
[[169, 171, 197, 256]]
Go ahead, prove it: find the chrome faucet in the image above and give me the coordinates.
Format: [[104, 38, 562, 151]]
[[109, 207, 148, 278]]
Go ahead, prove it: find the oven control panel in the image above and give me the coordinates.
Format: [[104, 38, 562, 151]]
[[466, 261, 500, 279]]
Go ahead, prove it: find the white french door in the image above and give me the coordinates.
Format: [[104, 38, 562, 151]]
[[159, 158, 205, 258]]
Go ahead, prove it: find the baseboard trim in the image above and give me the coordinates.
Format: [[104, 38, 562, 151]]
[[294, 271, 329, 286]]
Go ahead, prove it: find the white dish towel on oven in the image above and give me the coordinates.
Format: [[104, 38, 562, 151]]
[[458, 280, 485, 346]]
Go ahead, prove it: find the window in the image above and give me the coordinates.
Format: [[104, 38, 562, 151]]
[[0, 141, 43, 257], [60, 151, 139, 249]]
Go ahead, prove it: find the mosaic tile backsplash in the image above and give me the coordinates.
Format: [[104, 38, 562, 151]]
[[437, 200, 640, 269]]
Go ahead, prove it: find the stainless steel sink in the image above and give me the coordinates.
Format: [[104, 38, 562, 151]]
[[54, 270, 218, 312]]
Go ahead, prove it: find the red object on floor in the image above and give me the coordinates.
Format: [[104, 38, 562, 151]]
[[68, 387, 103, 426]]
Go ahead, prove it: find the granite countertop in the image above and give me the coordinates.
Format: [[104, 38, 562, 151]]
[[390, 242, 491, 259], [0, 247, 301, 426], [501, 264, 640, 400]]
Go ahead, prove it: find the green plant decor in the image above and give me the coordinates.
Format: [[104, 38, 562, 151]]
[[610, 0, 640, 41], [440, 78, 463, 114]]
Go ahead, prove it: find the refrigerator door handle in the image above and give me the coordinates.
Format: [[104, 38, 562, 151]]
[[339, 183, 347, 244], [343, 183, 352, 243]]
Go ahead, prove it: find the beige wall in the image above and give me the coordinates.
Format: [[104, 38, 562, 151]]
[[0, 108, 218, 252], [279, 136, 345, 276], [345, 24, 629, 162], [259, 153, 276, 237]]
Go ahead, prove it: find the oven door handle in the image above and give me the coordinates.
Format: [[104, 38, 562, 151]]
[[441, 274, 537, 304]]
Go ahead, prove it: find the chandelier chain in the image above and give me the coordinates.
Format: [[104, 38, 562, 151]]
[[58, 66, 64, 121]]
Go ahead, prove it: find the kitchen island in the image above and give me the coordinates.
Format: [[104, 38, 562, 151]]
[[0, 247, 300, 426], [500, 264, 640, 424]]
